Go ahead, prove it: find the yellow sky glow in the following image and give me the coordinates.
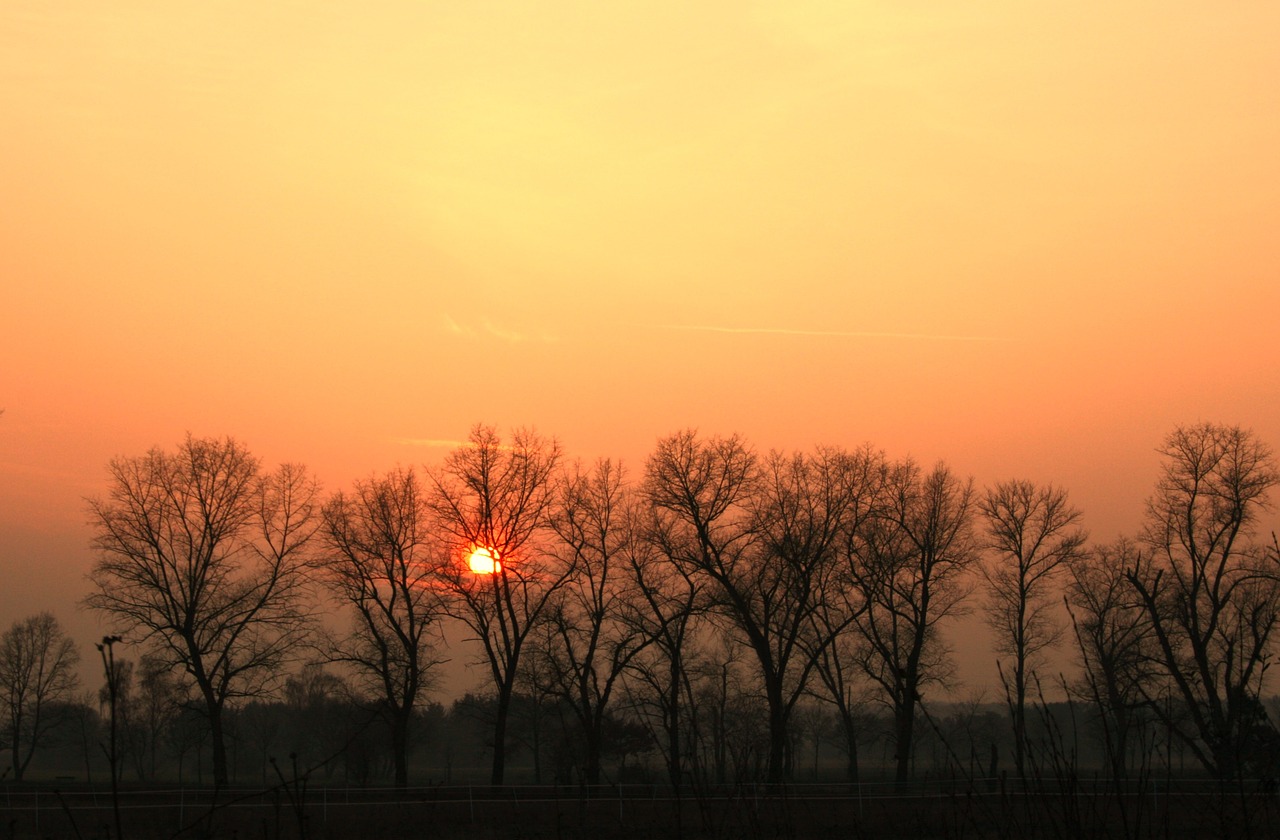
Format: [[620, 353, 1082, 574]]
[[2, 1, 1278, 693]]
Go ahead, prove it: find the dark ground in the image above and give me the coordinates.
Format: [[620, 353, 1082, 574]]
[[6, 781, 1280, 840]]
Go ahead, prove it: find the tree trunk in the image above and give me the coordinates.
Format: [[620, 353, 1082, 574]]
[[1013, 660, 1026, 781], [843, 715, 860, 784], [666, 685, 682, 790], [585, 716, 602, 786], [666, 677, 686, 840], [1110, 707, 1129, 781], [766, 690, 787, 783], [1212, 738, 1238, 784], [391, 711, 409, 788], [491, 682, 513, 785], [531, 702, 542, 784], [209, 703, 229, 787], [894, 700, 915, 790], [665, 651, 685, 792]]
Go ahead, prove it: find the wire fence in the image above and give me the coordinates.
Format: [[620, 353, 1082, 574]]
[[4, 777, 1280, 839]]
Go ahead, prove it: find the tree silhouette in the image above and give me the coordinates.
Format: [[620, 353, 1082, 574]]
[[531, 459, 652, 785], [319, 466, 447, 788], [808, 445, 884, 783], [428, 425, 569, 785], [622, 502, 705, 793], [848, 460, 978, 789], [979, 479, 1087, 779], [1065, 536, 1157, 782], [86, 435, 319, 787], [0, 613, 79, 780], [1127, 422, 1280, 781], [645, 432, 874, 783]]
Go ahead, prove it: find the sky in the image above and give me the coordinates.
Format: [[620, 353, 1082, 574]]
[[2, 1, 1279, 698]]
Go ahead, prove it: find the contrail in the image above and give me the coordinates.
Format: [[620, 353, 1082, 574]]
[[655, 324, 1010, 342]]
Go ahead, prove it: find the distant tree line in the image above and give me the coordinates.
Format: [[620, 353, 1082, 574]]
[[3, 422, 1279, 801]]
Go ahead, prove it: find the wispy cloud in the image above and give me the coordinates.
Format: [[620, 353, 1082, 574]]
[[655, 324, 1010, 342], [442, 313, 474, 338], [394, 438, 474, 449], [481, 319, 527, 343], [440, 314, 557, 343]]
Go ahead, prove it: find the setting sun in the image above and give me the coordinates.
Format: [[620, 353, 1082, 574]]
[[467, 546, 501, 575], [0, 3, 1278, 805]]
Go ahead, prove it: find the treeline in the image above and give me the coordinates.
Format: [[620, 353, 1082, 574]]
[[3, 422, 1278, 797], [12, 682, 1214, 790]]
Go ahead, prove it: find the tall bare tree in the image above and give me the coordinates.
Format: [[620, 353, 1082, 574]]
[[428, 425, 568, 785], [1064, 537, 1157, 782], [0, 613, 80, 780], [1126, 422, 1280, 781], [808, 445, 884, 783], [643, 432, 768, 772], [318, 466, 447, 787], [746, 445, 881, 781], [645, 432, 864, 782], [848, 459, 978, 788], [622, 503, 706, 793], [532, 459, 651, 784], [979, 479, 1087, 778], [86, 435, 319, 786]]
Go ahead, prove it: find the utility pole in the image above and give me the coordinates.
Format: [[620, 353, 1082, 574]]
[[98, 635, 125, 840]]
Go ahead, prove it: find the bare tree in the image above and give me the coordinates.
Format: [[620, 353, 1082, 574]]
[[979, 479, 1087, 779], [86, 435, 319, 786], [281, 663, 356, 780], [1064, 537, 1158, 782], [642, 432, 770, 772], [810, 629, 872, 783], [645, 433, 874, 782], [532, 459, 652, 784], [318, 466, 447, 787], [622, 504, 706, 793], [1126, 422, 1280, 781], [134, 653, 185, 780], [688, 632, 764, 785], [848, 459, 978, 788], [428, 425, 568, 785], [746, 445, 882, 781], [65, 693, 102, 784], [0, 613, 80, 780], [808, 445, 885, 783]]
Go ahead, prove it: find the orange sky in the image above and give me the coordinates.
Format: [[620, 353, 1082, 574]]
[[2, 2, 1278, 696]]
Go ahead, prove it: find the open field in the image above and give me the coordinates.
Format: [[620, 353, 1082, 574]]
[[6, 780, 1280, 840]]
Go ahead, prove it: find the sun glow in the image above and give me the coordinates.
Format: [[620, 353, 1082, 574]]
[[467, 546, 501, 575]]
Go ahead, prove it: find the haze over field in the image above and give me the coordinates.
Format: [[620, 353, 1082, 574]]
[[2, 2, 1278, 696]]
